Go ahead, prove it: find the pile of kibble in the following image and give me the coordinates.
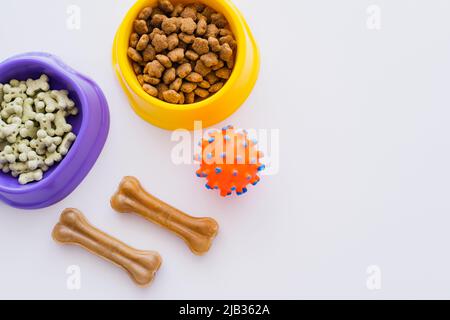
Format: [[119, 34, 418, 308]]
[[127, 0, 237, 104], [0, 75, 77, 185]]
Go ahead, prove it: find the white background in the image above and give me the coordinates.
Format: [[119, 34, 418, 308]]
[[1, 0, 450, 299]]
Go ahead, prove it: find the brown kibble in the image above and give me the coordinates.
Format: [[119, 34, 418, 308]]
[[163, 89, 181, 103], [151, 7, 164, 17], [220, 35, 237, 50], [205, 72, 219, 85], [130, 33, 139, 48], [167, 48, 184, 63], [212, 59, 224, 71], [185, 50, 199, 61], [185, 91, 195, 104], [194, 3, 206, 12], [157, 83, 169, 100], [179, 92, 185, 104], [171, 3, 184, 17], [202, 7, 216, 22], [192, 38, 209, 55], [209, 82, 224, 93], [161, 17, 178, 34], [167, 33, 179, 50], [211, 13, 228, 28], [208, 37, 221, 52], [194, 60, 211, 77], [181, 6, 197, 20], [128, 47, 143, 63], [163, 68, 176, 85], [200, 52, 219, 68], [220, 28, 233, 37], [152, 34, 169, 52], [132, 62, 142, 74], [159, 0, 174, 13], [178, 33, 195, 44], [219, 35, 234, 44], [151, 14, 167, 27], [136, 34, 150, 51], [134, 20, 148, 34], [176, 63, 192, 78], [149, 27, 164, 40], [219, 43, 233, 62], [137, 75, 145, 85], [156, 54, 172, 68], [196, 17, 207, 36], [195, 88, 210, 98], [142, 84, 158, 97], [170, 78, 182, 91], [138, 7, 153, 20], [216, 67, 231, 79], [145, 60, 165, 78], [198, 80, 211, 89], [143, 75, 160, 85], [143, 45, 156, 62], [227, 59, 235, 69], [180, 18, 197, 34], [197, 13, 206, 21], [180, 82, 197, 93], [185, 72, 203, 83], [129, 3, 235, 105], [205, 24, 219, 38]]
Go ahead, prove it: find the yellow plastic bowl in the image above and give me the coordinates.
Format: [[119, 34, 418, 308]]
[[113, 0, 260, 130]]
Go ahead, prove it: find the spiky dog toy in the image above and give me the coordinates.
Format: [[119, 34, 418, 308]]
[[195, 126, 265, 196]]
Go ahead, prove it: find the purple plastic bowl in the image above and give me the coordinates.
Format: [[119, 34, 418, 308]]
[[0, 52, 110, 209]]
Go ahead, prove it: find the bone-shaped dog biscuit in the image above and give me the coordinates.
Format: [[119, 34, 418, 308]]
[[2, 82, 27, 103], [1, 97, 23, 120], [54, 110, 72, 136], [58, 132, 76, 156], [111, 176, 219, 255], [52, 208, 162, 287], [19, 169, 42, 184], [26, 74, 50, 96], [22, 98, 36, 122], [50, 90, 75, 109], [19, 120, 38, 139], [36, 92, 58, 113]]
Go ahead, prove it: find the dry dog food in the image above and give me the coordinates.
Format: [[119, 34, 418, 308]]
[[128, 0, 237, 104], [0, 75, 78, 184], [111, 176, 219, 255], [52, 208, 162, 287]]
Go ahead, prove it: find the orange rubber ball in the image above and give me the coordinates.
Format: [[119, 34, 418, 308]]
[[195, 125, 265, 196]]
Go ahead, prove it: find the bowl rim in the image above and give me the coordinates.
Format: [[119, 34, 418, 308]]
[[0, 53, 91, 194], [116, 0, 248, 111]]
